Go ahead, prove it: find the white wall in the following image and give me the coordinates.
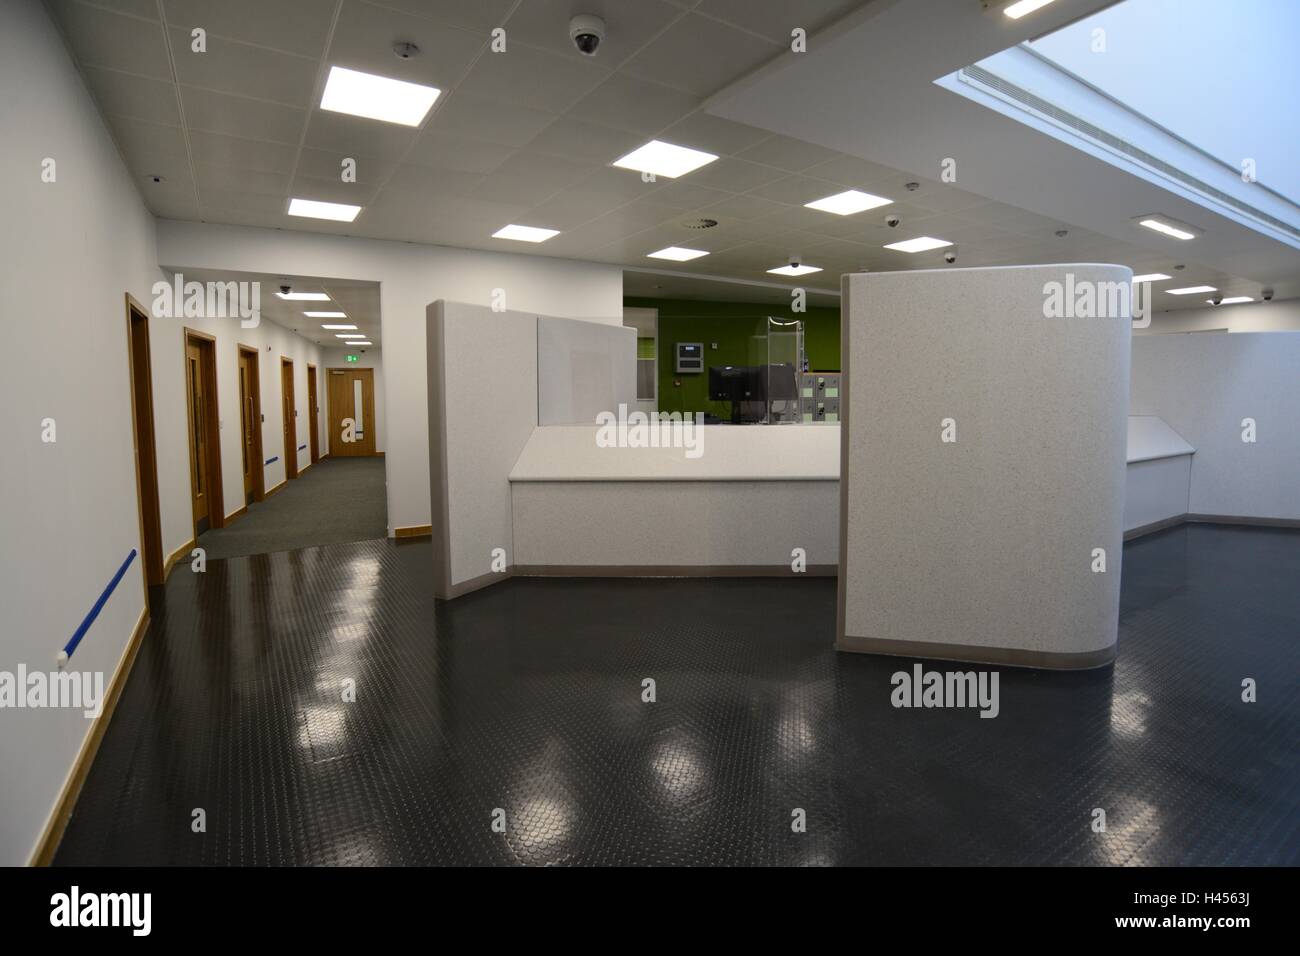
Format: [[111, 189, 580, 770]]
[[1131, 332, 1300, 520], [157, 221, 624, 532], [319, 347, 385, 454], [151, 303, 325, 560], [0, 0, 161, 866], [1143, 299, 1300, 334]]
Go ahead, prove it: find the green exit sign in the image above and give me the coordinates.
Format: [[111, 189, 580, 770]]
[[346, 354, 359, 363]]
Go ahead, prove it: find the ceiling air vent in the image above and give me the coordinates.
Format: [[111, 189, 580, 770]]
[[679, 217, 718, 230]]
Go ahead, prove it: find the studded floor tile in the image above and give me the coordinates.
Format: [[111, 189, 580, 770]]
[[54, 525, 1300, 866]]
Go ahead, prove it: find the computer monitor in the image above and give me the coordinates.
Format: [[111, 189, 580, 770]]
[[708, 365, 764, 403]]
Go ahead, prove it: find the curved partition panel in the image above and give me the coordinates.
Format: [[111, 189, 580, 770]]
[[837, 264, 1132, 668]]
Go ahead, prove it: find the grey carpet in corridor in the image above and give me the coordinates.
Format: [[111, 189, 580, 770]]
[[198, 456, 386, 560]]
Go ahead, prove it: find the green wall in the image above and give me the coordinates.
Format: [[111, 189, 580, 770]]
[[624, 297, 841, 417]]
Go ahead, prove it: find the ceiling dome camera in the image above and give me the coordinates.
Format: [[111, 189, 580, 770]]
[[570, 14, 606, 56], [885, 214, 901, 228]]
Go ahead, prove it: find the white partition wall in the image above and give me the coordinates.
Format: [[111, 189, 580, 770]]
[[427, 302, 644, 598], [837, 265, 1131, 668]]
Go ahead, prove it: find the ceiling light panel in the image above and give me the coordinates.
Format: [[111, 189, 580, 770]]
[[1137, 216, 1197, 240], [804, 189, 893, 215], [492, 224, 559, 242], [304, 311, 347, 318], [320, 324, 358, 330], [320, 66, 441, 127], [1131, 273, 1171, 283], [767, 264, 823, 276], [288, 198, 362, 222], [1003, 0, 1058, 18], [611, 140, 718, 179], [1165, 286, 1216, 295], [883, 236, 953, 253], [276, 292, 330, 301], [647, 246, 709, 261]]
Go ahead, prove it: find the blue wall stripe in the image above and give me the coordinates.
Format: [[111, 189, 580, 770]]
[[265, 456, 278, 465], [64, 549, 136, 660]]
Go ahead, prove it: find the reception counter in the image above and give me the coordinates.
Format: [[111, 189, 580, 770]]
[[509, 424, 839, 574]]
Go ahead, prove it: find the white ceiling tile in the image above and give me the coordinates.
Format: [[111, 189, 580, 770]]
[[169, 27, 318, 106], [196, 164, 291, 196], [181, 86, 307, 145], [290, 173, 383, 205], [48, 0, 172, 79], [162, 0, 336, 58], [745, 174, 843, 205], [685, 156, 787, 192], [82, 67, 181, 127], [698, 192, 788, 220], [525, 116, 645, 165], [404, 130, 515, 174], [735, 134, 841, 172], [657, 111, 772, 156], [326, 0, 483, 91], [187, 130, 300, 173], [695, 0, 863, 45], [427, 93, 557, 146], [569, 74, 700, 135], [470, 151, 598, 205], [620, 13, 779, 96], [304, 108, 419, 160], [360, 0, 519, 32], [384, 164, 486, 199], [110, 116, 190, 161], [502, 0, 685, 67], [296, 147, 398, 185], [197, 187, 291, 217], [456, 43, 609, 114]]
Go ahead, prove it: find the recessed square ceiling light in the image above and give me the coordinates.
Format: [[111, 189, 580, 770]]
[[1165, 285, 1216, 295], [288, 198, 361, 222], [275, 291, 329, 301], [647, 246, 709, 261], [320, 324, 358, 330], [1003, 0, 1058, 18], [804, 189, 893, 215], [767, 264, 823, 276], [492, 224, 559, 242], [1215, 296, 1253, 305], [335, 333, 365, 339], [304, 311, 347, 318], [1137, 216, 1197, 241], [1131, 273, 1171, 283], [611, 140, 718, 179], [320, 66, 440, 127], [883, 236, 953, 253]]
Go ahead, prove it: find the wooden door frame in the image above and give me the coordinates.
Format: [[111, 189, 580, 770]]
[[183, 328, 225, 539], [327, 366, 377, 457], [238, 344, 265, 503], [306, 362, 320, 464], [281, 356, 299, 479], [125, 295, 164, 589]]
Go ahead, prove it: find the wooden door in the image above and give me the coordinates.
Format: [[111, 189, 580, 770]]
[[281, 358, 298, 479], [185, 339, 211, 532], [127, 296, 163, 586], [306, 364, 320, 463], [238, 348, 264, 504], [327, 367, 375, 457]]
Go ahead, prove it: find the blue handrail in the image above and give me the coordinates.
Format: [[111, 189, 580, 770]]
[[63, 549, 137, 661]]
